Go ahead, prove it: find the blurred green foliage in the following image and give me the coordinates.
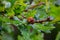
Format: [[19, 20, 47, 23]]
[[0, 0, 60, 40]]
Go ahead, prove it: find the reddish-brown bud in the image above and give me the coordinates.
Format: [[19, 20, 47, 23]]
[[27, 17, 35, 24]]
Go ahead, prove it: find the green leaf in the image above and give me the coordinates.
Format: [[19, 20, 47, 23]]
[[33, 23, 55, 32], [49, 5, 60, 23], [2, 32, 14, 40], [56, 32, 60, 40], [25, 10, 36, 18]]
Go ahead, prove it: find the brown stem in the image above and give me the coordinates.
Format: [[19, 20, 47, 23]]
[[24, 2, 45, 12], [10, 24, 22, 40], [29, 2, 45, 9], [35, 17, 52, 23]]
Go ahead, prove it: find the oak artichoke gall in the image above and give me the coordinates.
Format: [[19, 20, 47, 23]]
[[27, 17, 35, 24]]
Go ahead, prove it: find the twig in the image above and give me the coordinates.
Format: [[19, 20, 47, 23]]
[[10, 24, 22, 40], [24, 2, 45, 12], [35, 17, 52, 23]]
